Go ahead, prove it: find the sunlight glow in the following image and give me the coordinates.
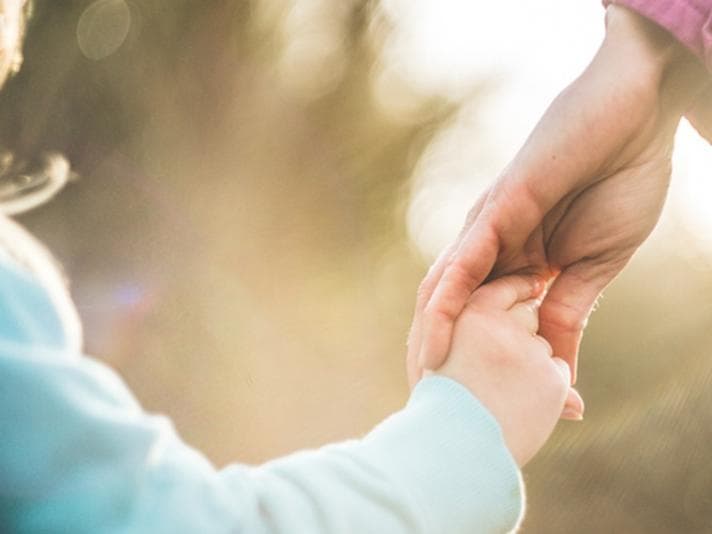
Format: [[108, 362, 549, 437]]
[[671, 120, 712, 250], [277, 0, 351, 100]]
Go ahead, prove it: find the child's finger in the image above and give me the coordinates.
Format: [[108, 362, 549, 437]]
[[470, 274, 544, 310], [508, 299, 539, 335], [561, 386, 585, 421]]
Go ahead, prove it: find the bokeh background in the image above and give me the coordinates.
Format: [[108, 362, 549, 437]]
[[6, 1, 712, 531]]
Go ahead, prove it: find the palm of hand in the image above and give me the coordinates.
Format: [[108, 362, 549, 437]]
[[489, 88, 676, 377]]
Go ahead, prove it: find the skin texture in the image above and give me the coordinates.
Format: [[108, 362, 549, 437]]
[[408, 6, 711, 402], [431, 274, 572, 466]]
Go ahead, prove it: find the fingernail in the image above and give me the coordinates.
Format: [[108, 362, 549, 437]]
[[562, 407, 584, 421]]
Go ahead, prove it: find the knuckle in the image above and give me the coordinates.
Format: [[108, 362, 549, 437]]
[[424, 300, 459, 325], [539, 303, 588, 334], [423, 261, 483, 319], [497, 279, 518, 300], [469, 284, 493, 305], [516, 275, 540, 299], [444, 259, 480, 293]]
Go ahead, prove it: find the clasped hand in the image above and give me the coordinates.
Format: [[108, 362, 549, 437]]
[[406, 6, 711, 465]]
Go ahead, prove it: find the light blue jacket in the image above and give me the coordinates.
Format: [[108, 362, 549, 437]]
[[0, 255, 523, 533]]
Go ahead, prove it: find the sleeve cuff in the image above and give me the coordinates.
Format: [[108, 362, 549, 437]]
[[360, 375, 523, 533]]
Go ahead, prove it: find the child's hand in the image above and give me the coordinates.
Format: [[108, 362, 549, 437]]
[[428, 274, 584, 466]]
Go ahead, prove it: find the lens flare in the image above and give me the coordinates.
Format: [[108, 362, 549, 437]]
[[77, 0, 131, 61]]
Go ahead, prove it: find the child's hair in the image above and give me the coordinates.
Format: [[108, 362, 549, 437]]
[[0, 152, 74, 215]]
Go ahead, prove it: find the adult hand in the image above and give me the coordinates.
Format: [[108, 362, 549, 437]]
[[408, 6, 711, 388]]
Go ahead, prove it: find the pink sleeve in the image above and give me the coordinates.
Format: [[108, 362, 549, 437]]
[[603, 0, 712, 70]]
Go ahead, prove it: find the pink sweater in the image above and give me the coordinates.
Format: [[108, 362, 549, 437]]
[[605, 0, 711, 68], [605, 0, 711, 141]]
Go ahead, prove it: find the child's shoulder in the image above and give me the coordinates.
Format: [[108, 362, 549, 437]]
[[0, 216, 82, 351]]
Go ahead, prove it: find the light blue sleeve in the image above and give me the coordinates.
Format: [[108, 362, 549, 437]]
[[0, 258, 523, 534]]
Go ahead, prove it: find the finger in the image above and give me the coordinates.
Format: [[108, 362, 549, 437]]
[[470, 274, 544, 310], [534, 334, 554, 359], [561, 386, 585, 421], [406, 245, 455, 388], [419, 176, 561, 371], [508, 299, 539, 335], [410, 195, 489, 378], [407, 193, 489, 386], [418, 223, 499, 370], [412, 194, 489, 343], [538, 262, 616, 383], [417, 193, 489, 318]]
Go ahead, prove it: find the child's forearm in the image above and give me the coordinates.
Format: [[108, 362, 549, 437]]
[[0, 344, 522, 533], [0, 249, 523, 533], [242, 376, 523, 533]]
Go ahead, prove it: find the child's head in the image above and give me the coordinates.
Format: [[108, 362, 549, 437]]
[[0, 213, 83, 352]]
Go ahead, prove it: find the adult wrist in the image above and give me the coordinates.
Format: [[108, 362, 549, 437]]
[[602, 5, 681, 84]]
